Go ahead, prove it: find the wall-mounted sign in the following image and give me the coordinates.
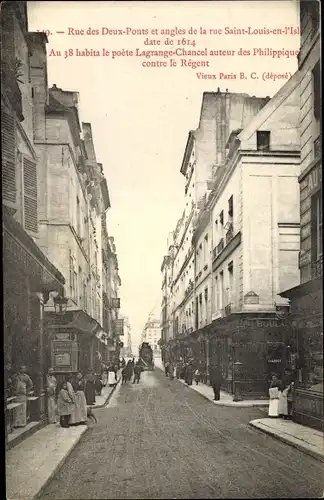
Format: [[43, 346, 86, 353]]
[[244, 291, 259, 305], [55, 333, 71, 341], [51, 340, 78, 372], [114, 318, 124, 335], [300, 164, 321, 198], [111, 298, 121, 309]]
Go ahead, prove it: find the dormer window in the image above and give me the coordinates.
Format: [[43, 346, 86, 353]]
[[257, 131, 270, 152]]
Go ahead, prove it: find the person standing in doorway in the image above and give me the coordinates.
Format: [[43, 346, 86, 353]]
[[46, 368, 57, 424], [209, 364, 222, 401]]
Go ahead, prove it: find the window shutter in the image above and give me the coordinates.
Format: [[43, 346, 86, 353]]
[[23, 156, 38, 232], [1, 109, 16, 203]]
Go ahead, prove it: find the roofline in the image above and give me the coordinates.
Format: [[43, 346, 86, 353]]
[[180, 131, 195, 176]]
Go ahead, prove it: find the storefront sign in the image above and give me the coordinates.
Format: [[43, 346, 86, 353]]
[[244, 291, 259, 305], [240, 318, 288, 328], [111, 298, 121, 309], [114, 318, 124, 335], [300, 164, 321, 198], [51, 340, 78, 372], [55, 333, 71, 341]]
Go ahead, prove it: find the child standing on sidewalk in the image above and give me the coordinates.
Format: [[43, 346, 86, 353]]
[[57, 381, 74, 428]]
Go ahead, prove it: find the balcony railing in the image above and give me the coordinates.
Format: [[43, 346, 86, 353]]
[[216, 238, 224, 255], [225, 226, 234, 245], [314, 136, 321, 160], [311, 256, 323, 279]]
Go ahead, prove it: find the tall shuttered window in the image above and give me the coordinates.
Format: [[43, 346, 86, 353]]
[[1, 108, 16, 204], [23, 156, 38, 233]]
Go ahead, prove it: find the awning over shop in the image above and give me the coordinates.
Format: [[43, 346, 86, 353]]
[[46, 309, 102, 337], [3, 205, 65, 292]]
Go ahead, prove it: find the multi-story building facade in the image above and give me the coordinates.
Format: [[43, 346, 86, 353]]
[[160, 232, 175, 361], [142, 318, 161, 356], [203, 74, 301, 399], [163, 91, 269, 367], [280, 1, 322, 431], [2, 1, 65, 445]]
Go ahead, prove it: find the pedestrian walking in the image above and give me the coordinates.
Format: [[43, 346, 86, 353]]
[[84, 370, 96, 405], [175, 362, 181, 379], [194, 368, 200, 385], [12, 365, 33, 428], [126, 360, 133, 381], [209, 364, 222, 400], [57, 381, 74, 428], [168, 361, 175, 380], [121, 367, 128, 384], [46, 368, 57, 424], [121, 358, 126, 369], [186, 362, 194, 385], [165, 361, 170, 377], [268, 374, 281, 418], [95, 373, 103, 395], [133, 362, 143, 384]]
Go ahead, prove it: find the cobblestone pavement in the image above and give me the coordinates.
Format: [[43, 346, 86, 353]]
[[39, 370, 324, 499]]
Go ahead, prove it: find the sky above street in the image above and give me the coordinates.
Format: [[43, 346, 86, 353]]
[[28, 1, 299, 351]]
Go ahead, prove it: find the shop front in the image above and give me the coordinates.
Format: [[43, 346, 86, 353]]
[[45, 310, 104, 386], [208, 312, 291, 400], [3, 207, 65, 447], [280, 278, 323, 431]]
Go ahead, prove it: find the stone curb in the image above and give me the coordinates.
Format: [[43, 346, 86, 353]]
[[92, 376, 121, 409], [176, 374, 268, 408], [33, 426, 88, 500], [249, 420, 324, 463]]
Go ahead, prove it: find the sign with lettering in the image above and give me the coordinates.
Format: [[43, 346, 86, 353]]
[[111, 298, 121, 309], [114, 318, 124, 335], [300, 165, 321, 198], [51, 340, 78, 372], [244, 291, 259, 305]]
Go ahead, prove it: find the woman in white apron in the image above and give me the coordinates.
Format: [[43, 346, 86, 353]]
[[268, 374, 281, 418], [108, 365, 117, 387]]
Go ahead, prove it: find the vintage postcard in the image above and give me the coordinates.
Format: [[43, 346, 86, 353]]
[[3, 0, 323, 499]]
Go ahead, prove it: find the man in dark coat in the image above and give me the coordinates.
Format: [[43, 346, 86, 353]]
[[209, 364, 222, 401], [186, 362, 194, 385]]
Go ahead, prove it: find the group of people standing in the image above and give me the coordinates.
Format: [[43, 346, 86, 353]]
[[47, 365, 119, 428], [268, 369, 295, 419], [164, 360, 223, 401], [121, 358, 144, 385]]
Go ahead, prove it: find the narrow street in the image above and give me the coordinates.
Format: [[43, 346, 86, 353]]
[[39, 369, 324, 500]]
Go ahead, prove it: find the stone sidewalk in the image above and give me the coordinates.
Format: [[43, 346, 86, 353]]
[[154, 361, 268, 408], [6, 378, 121, 499], [6, 424, 88, 500], [92, 372, 121, 408], [249, 417, 324, 463], [178, 378, 269, 407]]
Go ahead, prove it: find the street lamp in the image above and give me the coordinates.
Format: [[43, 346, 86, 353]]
[[53, 294, 68, 314]]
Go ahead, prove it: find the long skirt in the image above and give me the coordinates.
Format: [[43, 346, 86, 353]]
[[48, 396, 57, 424], [14, 394, 27, 427], [102, 372, 108, 386], [85, 382, 96, 405], [268, 398, 280, 417], [279, 389, 289, 416], [75, 391, 87, 422], [108, 371, 116, 386]]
